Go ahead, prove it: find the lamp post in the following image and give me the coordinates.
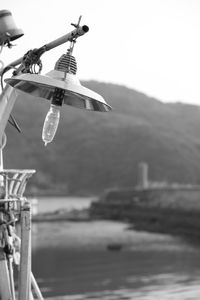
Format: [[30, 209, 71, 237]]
[[0, 10, 111, 300]]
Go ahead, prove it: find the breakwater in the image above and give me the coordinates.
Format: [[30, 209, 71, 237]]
[[90, 186, 200, 241]]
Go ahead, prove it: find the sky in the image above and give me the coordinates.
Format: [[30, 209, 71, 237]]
[[1, 0, 200, 105]]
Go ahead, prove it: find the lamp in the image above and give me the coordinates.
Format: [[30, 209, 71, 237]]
[[0, 10, 24, 46], [5, 55, 111, 112], [5, 49, 112, 145], [0, 13, 112, 300]]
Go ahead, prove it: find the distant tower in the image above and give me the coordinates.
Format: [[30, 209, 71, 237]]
[[138, 162, 149, 189]]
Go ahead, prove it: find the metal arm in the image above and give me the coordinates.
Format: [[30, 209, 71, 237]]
[[0, 22, 89, 144], [1, 24, 89, 75], [0, 17, 89, 300], [0, 85, 17, 154]]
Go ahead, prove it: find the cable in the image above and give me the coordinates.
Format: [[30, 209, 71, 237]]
[[0, 47, 22, 133], [0, 43, 4, 75], [8, 115, 21, 133], [0, 43, 5, 92]]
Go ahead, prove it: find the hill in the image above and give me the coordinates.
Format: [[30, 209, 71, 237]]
[[3, 80, 200, 196]]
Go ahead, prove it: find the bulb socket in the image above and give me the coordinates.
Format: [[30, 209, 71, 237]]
[[51, 88, 65, 106]]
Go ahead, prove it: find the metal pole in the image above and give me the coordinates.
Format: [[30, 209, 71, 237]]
[[0, 241, 12, 300], [0, 85, 17, 145], [31, 273, 44, 300], [0, 133, 7, 187], [7, 257, 16, 300], [44, 25, 89, 51], [1, 24, 89, 74], [18, 201, 32, 300], [0, 24, 89, 144], [0, 19, 89, 300], [0, 133, 11, 300]]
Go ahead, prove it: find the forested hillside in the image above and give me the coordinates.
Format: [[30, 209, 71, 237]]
[[4, 81, 200, 196]]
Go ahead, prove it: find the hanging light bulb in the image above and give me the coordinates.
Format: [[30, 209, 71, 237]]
[[42, 48, 79, 146], [6, 43, 112, 146], [42, 87, 65, 146]]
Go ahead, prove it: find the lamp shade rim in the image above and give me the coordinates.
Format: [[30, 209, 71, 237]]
[[5, 73, 112, 112]]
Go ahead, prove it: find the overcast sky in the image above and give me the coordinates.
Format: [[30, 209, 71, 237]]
[[1, 0, 200, 105]]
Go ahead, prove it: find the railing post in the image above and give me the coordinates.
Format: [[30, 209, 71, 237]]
[[0, 245, 12, 300], [18, 200, 32, 300]]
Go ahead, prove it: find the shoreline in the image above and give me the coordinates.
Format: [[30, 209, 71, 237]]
[[32, 206, 200, 246], [31, 195, 200, 246], [32, 207, 91, 222], [90, 205, 200, 245], [127, 208, 200, 245]]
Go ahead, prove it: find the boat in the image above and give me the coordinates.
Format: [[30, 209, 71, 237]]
[[107, 243, 123, 251]]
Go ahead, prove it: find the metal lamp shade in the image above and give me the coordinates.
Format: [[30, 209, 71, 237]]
[[0, 10, 24, 45], [5, 70, 112, 112]]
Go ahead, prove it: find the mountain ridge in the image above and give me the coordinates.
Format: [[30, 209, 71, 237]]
[[3, 80, 200, 196]]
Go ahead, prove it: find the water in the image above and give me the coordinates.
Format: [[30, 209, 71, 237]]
[[31, 197, 200, 299], [35, 196, 95, 213]]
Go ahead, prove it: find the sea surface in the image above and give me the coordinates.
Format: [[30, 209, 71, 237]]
[[31, 197, 200, 299]]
